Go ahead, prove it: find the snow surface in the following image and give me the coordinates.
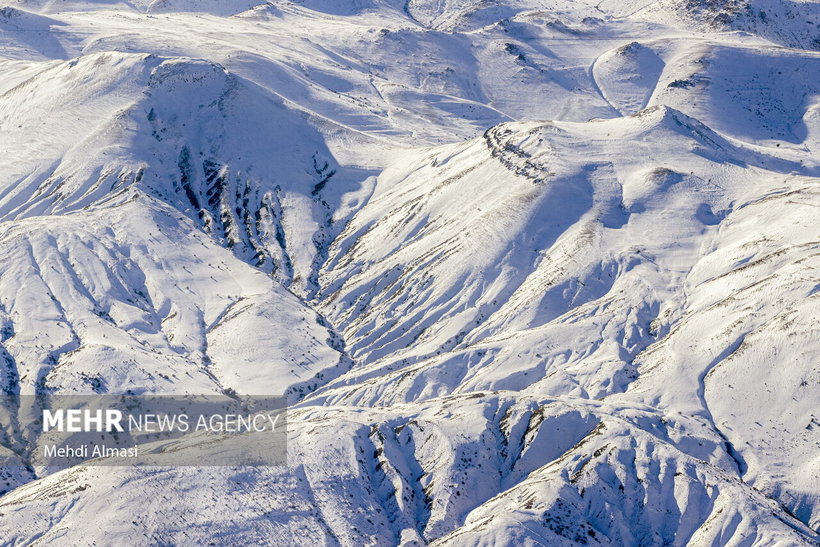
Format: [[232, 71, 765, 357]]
[[0, 0, 818, 545]]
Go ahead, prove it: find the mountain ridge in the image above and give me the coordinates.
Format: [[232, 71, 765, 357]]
[[0, 0, 817, 544]]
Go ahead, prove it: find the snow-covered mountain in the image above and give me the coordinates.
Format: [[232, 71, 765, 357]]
[[0, 0, 818, 544]]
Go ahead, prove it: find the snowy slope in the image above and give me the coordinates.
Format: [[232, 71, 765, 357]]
[[0, 0, 818, 545]]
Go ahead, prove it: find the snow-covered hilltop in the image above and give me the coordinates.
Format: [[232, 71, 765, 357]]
[[0, 0, 818, 544]]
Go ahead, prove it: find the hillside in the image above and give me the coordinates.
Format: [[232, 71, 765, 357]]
[[0, 0, 818, 544]]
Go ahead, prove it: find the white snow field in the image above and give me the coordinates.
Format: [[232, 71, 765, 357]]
[[0, 0, 818, 545]]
